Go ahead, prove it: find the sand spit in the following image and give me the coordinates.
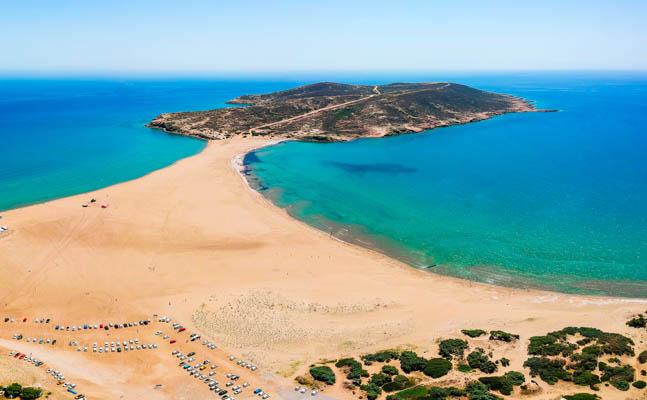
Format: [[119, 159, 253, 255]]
[[0, 137, 645, 399]]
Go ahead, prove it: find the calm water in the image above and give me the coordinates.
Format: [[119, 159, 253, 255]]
[[245, 73, 647, 297], [0, 79, 298, 211]]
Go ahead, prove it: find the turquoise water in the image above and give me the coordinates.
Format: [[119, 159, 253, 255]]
[[0, 79, 298, 211], [245, 73, 647, 297]]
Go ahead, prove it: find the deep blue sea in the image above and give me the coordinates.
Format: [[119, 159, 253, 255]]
[[2, 73, 646, 297], [244, 72, 647, 297]]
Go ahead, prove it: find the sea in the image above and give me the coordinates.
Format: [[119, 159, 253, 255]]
[[3, 73, 647, 297]]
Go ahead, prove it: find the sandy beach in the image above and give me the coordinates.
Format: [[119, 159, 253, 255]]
[[1, 137, 646, 400]]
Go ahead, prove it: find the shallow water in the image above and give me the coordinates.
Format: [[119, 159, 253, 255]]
[[245, 72, 647, 297], [0, 78, 300, 211]]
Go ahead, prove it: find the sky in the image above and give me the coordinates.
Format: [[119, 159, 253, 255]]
[[2, 0, 647, 75]]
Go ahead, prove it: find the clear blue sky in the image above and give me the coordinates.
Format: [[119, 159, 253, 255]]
[[3, 0, 646, 74]]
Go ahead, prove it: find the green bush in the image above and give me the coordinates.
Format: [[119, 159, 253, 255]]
[[527, 333, 575, 357], [19, 387, 43, 399], [499, 357, 510, 367], [638, 350, 647, 364], [599, 363, 634, 384], [362, 350, 400, 365], [572, 370, 600, 387], [597, 332, 634, 356], [489, 330, 519, 342], [382, 375, 414, 392], [627, 313, 647, 328], [335, 358, 368, 383], [370, 373, 392, 387], [399, 351, 428, 373], [423, 358, 452, 378], [478, 377, 513, 395], [563, 394, 598, 400], [523, 357, 572, 385], [462, 329, 486, 338], [465, 381, 502, 400], [360, 382, 382, 400], [467, 350, 497, 374], [610, 379, 630, 391], [310, 366, 336, 385], [504, 371, 525, 386], [438, 339, 469, 360], [632, 380, 646, 389], [4, 383, 23, 398], [382, 365, 399, 376], [458, 363, 473, 373], [427, 386, 467, 400]]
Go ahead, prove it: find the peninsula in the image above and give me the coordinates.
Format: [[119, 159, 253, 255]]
[[148, 82, 549, 141]]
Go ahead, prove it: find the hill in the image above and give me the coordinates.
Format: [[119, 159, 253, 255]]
[[148, 82, 551, 141]]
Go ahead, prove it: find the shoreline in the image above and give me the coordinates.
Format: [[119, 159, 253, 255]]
[[1, 137, 645, 400], [236, 140, 647, 301]]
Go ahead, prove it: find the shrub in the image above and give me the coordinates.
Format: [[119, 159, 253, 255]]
[[335, 358, 368, 383], [610, 379, 630, 391], [458, 363, 473, 373], [362, 350, 400, 365], [467, 350, 497, 374], [527, 334, 575, 357], [563, 394, 598, 400], [19, 387, 43, 399], [382, 365, 399, 376], [504, 371, 526, 386], [499, 357, 510, 367], [627, 313, 647, 328], [489, 330, 519, 342], [478, 377, 512, 395], [638, 350, 647, 364], [310, 366, 336, 385], [462, 329, 486, 338], [438, 339, 469, 360], [382, 375, 414, 392], [632, 380, 646, 389], [572, 370, 600, 387], [597, 332, 634, 356], [465, 381, 502, 400], [360, 382, 382, 400], [4, 383, 23, 398], [523, 357, 572, 384], [599, 363, 634, 384], [423, 358, 452, 378], [399, 351, 428, 373], [427, 386, 467, 400], [370, 373, 391, 387]]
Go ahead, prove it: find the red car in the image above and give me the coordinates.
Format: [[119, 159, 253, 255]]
[[22, 318, 27, 322], [19, 354, 25, 359], [13, 353, 20, 358], [99, 324, 103, 328], [169, 340, 176, 344], [178, 328, 186, 332]]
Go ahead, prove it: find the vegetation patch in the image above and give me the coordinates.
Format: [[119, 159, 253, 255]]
[[335, 358, 369, 384], [0, 383, 43, 399], [370, 373, 392, 387], [309, 366, 336, 385], [467, 348, 498, 374], [438, 339, 469, 360], [638, 350, 647, 363], [361, 350, 399, 365], [399, 351, 428, 373], [458, 363, 473, 373], [382, 365, 399, 376], [632, 380, 646, 389], [523, 357, 572, 384], [477, 371, 525, 395], [360, 382, 382, 400], [489, 330, 519, 342], [423, 358, 452, 378], [562, 394, 599, 400], [461, 329, 486, 338], [382, 375, 416, 393], [626, 312, 647, 328]]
